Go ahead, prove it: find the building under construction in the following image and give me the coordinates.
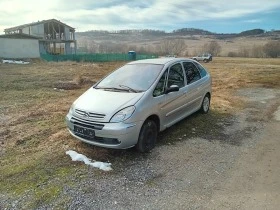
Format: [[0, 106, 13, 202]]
[[2, 19, 76, 56]]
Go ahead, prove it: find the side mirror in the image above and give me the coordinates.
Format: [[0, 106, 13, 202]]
[[165, 85, 179, 94]]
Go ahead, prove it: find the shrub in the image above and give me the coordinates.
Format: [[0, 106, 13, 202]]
[[228, 52, 238, 57], [263, 41, 280, 58]]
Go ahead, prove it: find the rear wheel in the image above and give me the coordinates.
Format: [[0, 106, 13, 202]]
[[203, 59, 208, 63], [200, 94, 210, 113], [136, 120, 158, 153]]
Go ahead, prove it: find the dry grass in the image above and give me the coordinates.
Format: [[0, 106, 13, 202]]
[[0, 58, 279, 208], [204, 57, 280, 112], [183, 37, 269, 56], [0, 61, 125, 208]]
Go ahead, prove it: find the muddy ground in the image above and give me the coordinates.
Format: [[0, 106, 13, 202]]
[[0, 58, 280, 209]]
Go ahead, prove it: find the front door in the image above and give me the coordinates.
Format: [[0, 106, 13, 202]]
[[160, 63, 187, 127]]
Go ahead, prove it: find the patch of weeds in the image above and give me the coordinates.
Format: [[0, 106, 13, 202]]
[[0, 151, 77, 207], [31, 185, 61, 209], [0, 163, 45, 195], [15, 128, 52, 148]]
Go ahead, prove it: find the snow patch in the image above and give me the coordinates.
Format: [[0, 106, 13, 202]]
[[66, 150, 112, 171], [2, 60, 30, 64]]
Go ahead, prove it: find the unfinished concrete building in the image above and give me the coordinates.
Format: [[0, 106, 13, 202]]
[[4, 19, 76, 55]]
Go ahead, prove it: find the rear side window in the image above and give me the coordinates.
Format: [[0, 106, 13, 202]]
[[194, 62, 208, 78], [183, 62, 201, 84]]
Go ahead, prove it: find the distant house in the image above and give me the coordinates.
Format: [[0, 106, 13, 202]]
[[0, 19, 76, 58]]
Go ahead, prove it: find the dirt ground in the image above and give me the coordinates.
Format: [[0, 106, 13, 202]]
[[208, 121, 280, 210], [0, 58, 280, 209], [206, 88, 280, 210]]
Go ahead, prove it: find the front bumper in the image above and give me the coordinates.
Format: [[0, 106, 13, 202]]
[[66, 113, 142, 149]]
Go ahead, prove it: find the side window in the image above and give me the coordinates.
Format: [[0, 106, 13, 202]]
[[167, 63, 185, 88], [153, 71, 167, 97], [194, 62, 208, 78], [183, 62, 201, 84]]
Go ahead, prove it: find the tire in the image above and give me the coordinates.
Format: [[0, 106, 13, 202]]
[[200, 94, 210, 114], [136, 120, 158, 153], [203, 59, 208, 63]]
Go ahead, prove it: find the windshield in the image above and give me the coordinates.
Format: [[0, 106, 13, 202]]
[[96, 64, 164, 92]]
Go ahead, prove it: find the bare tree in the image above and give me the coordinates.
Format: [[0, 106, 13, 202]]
[[238, 47, 250, 57], [128, 44, 137, 52], [157, 39, 172, 55], [157, 39, 187, 56], [114, 43, 128, 53], [172, 39, 187, 56], [87, 40, 98, 53], [251, 45, 265, 58], [203, 41, 221, 56], [98, 42, 109, 53]]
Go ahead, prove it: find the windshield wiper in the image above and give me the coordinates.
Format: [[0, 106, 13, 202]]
[[119, 85, 140, 93], [95, 85, 142, 93], [95, 86, 120, 91], [95, 86, 130, 92]]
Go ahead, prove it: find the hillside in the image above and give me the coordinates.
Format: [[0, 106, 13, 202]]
[[75, 28, 280, 56]]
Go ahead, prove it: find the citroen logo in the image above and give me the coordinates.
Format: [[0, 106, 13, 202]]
[[83, 112, 90, 117]]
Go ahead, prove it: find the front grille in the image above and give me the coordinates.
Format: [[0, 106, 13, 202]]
[[70, 117, 104, 130], [74, 132, 120, 145], [75, 109, 106, 120]]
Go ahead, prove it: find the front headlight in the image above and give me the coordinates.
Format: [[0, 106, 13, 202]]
[[69, 104, 75, 114], [110, 106, 135, 123], [69, 101, 77, 114]]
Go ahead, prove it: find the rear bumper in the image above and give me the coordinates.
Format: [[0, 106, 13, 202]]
[[66, 113, 142, 149]]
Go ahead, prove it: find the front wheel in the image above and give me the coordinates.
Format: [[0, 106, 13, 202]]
[[203, 59, 208, 63], [136, 120, 158, 153], [200, 94, 210, 113]]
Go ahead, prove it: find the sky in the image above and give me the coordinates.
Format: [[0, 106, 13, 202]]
[[1, 0, 280, 34]]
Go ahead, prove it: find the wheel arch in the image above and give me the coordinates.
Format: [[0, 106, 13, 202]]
[[201, 92, 211, 107], [136, 114, 160, 152], [205, 92, 211, 99], [145, 114, 160, 133]]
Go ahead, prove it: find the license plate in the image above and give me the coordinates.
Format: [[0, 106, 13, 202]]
[[74, 126, 95, 138]]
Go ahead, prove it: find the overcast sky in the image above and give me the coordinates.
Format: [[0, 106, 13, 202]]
[[1, 0, 280, 34]]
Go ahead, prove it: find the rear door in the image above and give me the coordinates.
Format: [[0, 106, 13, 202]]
[[182, 61, 204, 113]]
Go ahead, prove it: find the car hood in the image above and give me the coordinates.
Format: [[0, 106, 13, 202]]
[[72, 88, 145, 122]]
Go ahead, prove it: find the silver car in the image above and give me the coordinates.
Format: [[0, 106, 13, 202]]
[[66, 58, 211, 152]]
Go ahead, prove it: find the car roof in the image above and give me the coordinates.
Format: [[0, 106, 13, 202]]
[[128, 57, 195, 65]]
